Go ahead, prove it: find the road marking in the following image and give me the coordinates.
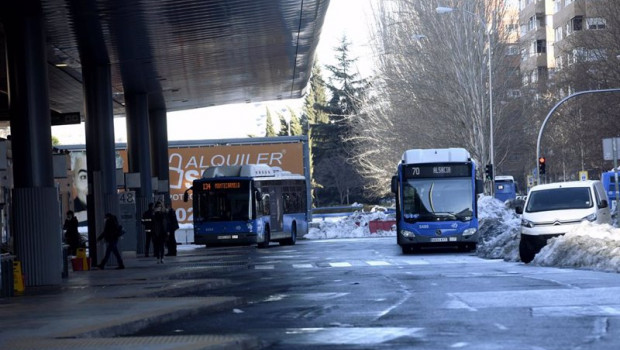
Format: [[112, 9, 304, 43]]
[[367, 261, 391, 266], [329, 262, 352, 267], [254, 265, 274, 270], [293, 264, 314, 269]]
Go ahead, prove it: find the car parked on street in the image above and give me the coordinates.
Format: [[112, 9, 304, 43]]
[[515, 180, 611, 263]]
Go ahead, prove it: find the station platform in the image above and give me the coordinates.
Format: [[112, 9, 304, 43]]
[[0, 246, 260, 350]]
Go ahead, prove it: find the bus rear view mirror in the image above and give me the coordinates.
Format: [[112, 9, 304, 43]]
[[183, 187, 192, 202], [391, 176, 398, 193], [475, 179, 484, 194], [255, 189, 262, 201]]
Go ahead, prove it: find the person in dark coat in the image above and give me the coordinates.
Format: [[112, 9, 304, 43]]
[[141, 203, 154, 257], [151, 201, 167, 264], [96, 213, 125, 270], [63, 210, 81, 255], [165, 203, 179, 256]]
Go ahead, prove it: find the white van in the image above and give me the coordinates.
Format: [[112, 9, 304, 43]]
[[516, 180, 611, 263]]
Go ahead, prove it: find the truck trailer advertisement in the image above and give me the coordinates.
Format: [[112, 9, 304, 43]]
[[64, 137, 308, 225]]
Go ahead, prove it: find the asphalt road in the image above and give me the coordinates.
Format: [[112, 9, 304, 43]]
[[133, 237, 620, 350]]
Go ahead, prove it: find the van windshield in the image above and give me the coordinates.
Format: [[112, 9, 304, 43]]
[[525, 187, 593, 212]]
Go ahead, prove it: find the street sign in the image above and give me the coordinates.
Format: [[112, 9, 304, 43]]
[[51, 111, 81, 126], [602, 138, 620, 160]]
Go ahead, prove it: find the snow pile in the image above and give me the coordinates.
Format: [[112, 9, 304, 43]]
[[475, 196, 521, 261], [533, 222, 620, 272], [304, 210, 396, 239]]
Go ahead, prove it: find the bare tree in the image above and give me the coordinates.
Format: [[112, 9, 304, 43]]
[[348, 0, 516, 197]]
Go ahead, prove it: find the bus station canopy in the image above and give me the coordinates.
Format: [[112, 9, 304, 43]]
[[0, 0, 329, 120]]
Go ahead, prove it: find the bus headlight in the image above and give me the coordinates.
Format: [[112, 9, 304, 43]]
[[400, 230, 415, 238], [463, 228, 477, 237]]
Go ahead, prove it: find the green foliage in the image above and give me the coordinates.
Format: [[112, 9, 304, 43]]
[[265, 107, 276, 137], [278, 113, 289, 136]]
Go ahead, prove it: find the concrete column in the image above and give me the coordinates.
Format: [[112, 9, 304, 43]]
[[82, 63, 118, 265], [3, 1, 62, 286], [149, 109, 170, 204], [125, 93, 152, 254]]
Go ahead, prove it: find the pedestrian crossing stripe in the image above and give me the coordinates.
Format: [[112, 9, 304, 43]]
[[249, 257, 500, 269], [292, 263, 314, 268]]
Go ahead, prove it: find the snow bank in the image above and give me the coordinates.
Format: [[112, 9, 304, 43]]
[[475, 196, 521, 262], [533, 223, 620, 272], [304, 210, 396, 239]]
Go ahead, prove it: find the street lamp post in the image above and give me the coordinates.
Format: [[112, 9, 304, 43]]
[[436, 6, 494, 195]]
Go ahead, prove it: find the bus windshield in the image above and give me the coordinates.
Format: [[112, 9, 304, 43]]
[[402, 178, 473, 222], [194, 180, 251, 222]]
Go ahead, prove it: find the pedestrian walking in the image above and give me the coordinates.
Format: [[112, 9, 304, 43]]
[[141, 202, 154, 257], [151, 201, 168, 264], [165, 203, 179, 256], [96, 213, 125, 270], [63, 210, 82, 256]]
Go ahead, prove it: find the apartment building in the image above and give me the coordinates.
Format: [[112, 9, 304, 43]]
[[553, 0, 608, 74], [518, 0, 609, 90], [518, 0, 555, 91]]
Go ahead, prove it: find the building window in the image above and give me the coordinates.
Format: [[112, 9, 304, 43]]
[[555, 27, 563, 42], [571, 16, 583, 32], [507, 45, 519, 56], [536, 40, 546, 54], [587, 18, 606, 30], [507, 89, 522, 98]]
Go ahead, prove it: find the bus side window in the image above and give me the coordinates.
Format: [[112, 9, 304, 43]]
[[262, 194, 270, 215]]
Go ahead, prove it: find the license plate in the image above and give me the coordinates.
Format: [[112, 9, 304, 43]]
[[218, 235, 231, 240], [430, 237, 448, 242], [232, 235, 239, 239]]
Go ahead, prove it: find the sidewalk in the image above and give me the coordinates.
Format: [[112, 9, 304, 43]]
[[0, 246, 261, 350]]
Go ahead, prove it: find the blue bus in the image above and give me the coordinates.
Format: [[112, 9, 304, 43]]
[[184, 164, 308, 248], [391, 148, 484, 253], [494, 175, 518, 202], [601, 170, 619, 202]]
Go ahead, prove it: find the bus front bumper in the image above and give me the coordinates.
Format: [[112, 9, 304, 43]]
[[195, 232, 257, 245], [398, 229, 478, 246]]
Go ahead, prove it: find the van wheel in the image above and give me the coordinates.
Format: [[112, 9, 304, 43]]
[[258, 226, 270, 248], [519, 236, 535, 263]]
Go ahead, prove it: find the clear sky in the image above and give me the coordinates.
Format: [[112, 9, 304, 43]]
[[52, 0, 376, 145]]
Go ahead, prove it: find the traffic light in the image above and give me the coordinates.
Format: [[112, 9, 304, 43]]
[[485, 164, 494, 180], [538, 157, 546, 175]]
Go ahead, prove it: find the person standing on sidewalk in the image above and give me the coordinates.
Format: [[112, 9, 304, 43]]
[[151, 201, 168, 264], [63, 210, 81, 256], [141, 202, 154, 257], [96, 213, 125, 270], [165, 203, 179, 256]]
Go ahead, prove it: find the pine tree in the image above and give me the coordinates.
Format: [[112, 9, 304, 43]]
[[288, 107, 302, 136], [314, 35, 368, 204], [265, 107, 276, 137], [278, 113, 289, 136]]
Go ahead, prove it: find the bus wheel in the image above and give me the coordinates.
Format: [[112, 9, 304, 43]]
[[258, 226, 270, 248], [281, 223, 296, 246], [401, 246, 412, 254]]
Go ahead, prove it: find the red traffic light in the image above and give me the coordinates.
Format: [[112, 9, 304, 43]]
[[538, 157, 546, 164]]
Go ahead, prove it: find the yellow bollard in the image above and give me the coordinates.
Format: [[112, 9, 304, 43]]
[[13, 260, 25, 293]]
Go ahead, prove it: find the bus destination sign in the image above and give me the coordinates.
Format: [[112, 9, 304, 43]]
[[404, 163, 471, 179], [202, 182, 243, 190]]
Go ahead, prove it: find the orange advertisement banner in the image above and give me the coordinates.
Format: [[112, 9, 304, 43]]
[[119, 142, 304, 224]]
